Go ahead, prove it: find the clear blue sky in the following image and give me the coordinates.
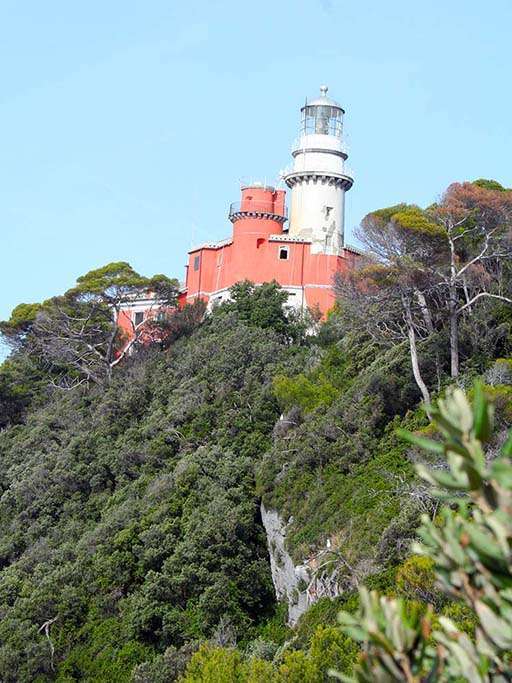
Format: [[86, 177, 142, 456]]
[[1, 0, 511, 332]]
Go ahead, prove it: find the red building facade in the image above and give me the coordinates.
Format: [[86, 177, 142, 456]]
[[179, 183, 359, 315]]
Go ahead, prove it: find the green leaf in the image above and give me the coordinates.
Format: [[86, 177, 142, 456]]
[[397, 429, 444, 454], [473, 381, 493, 442], [466, 525, 507, 566], [500, 430, 512, 458], [416, 464, 469, 491], [474, 601, 512, 649]]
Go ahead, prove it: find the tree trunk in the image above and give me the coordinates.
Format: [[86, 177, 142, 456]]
[[449, 298, 459, 378], [415, 290, 434, 334], [415, 289, 441, 391], [407, 323, 431, 404], [462, 275, 472, 311], [448, 236, 460, 378], [403, 295, 431, 404]]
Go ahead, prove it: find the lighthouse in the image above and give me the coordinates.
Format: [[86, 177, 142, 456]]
[[175, 85, 360, 319], [284, 86, 353, 255]]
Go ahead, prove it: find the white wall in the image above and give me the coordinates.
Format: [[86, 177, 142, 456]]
[[286, 133, 349, 254], [288, 180, 345, 254]]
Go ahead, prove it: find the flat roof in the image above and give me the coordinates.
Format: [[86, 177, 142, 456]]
[[188, 237, 233, 253]]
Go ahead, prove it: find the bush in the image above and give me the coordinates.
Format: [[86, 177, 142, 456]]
[[273, 373, 338, 413], [395, 555, 440, 607], [181, 644, 242, 683], [485, 358, 512, 386]]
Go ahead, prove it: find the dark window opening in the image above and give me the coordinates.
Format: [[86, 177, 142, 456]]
[[279, 247, 289, 260], [134, 311, 144, 326], [194, 255, 200, 271]]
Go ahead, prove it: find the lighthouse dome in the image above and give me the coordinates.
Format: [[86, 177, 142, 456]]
[[303, 85, 344, 112]]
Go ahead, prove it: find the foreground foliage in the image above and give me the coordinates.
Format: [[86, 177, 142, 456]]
[[337, 385, 512, 682]]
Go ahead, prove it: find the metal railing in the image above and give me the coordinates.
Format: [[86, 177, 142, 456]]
[[228, 201, 288, 220]]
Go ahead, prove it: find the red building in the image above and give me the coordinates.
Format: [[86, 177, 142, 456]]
[[179, 182, 359, 315], [116, 295, 166, 349], [179, 85, 358, 316]]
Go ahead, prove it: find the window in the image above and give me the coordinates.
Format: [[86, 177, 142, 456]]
[[134, 311, 144, 326], [256, 238, 265, 249], [279, 246, 289, 260], [194, 255, 200, 271]]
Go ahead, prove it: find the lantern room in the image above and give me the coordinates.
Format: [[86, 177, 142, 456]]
[[301, 85, 344, 137]]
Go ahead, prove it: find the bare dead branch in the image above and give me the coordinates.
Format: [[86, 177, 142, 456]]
[[38, 616, 58, 671]]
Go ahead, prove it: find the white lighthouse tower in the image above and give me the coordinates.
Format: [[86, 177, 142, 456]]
[[284, 86, 353, 254]]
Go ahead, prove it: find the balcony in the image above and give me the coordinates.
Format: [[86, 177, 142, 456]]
[[282, 165, 355, 185], [228, 201, 288, 223]]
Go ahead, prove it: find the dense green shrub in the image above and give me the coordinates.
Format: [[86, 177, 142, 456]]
[[273, 373, 339, 413], [181, 625, 357, 682], [0, 311, 304, 681]]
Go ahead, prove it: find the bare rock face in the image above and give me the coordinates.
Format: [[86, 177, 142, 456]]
[[260, 502, 310, 625], [261, 503, 363, 625]]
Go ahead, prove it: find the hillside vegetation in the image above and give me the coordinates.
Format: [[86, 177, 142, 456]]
[[0, 179, 511, 681]]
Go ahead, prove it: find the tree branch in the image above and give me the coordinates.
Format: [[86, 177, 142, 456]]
[[458, 292, 512, 314]]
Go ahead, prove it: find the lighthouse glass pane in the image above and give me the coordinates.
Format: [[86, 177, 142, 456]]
[[330, 110, 343, 137], [303, 106, 343, 137], [315, 105, 330, 134]]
